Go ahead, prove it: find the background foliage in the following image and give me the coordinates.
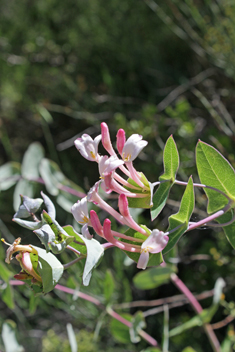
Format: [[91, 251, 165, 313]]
[[1, 0, 235, 351]]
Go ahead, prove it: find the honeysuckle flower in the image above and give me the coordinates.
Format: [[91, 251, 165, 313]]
[[137, 230, 169, 270], [2, 237, 42, 283], [98, 155, 124, 179], [74, 134, 101, 162], [71, 197, 90, 225], [2, 237, 38, 264], [122, 134, 148, 162]]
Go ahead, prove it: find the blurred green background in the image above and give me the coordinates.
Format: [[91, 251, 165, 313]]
[[1, 0, 235, 351]]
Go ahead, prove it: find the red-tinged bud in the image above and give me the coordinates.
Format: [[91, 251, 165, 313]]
[[90, 210, 103, 237], [16, 251, 42, 282], [14, 272, 32, 280], [118, 194, 129, 218], [101, 122, 116, 156], [116, 129, 126, 155], [103, 218, 112, 242]]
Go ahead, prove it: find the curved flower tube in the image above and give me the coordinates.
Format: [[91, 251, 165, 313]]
[[103, 219, 141, 253]]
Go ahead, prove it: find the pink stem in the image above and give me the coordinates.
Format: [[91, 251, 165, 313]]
[[171, 273, 220, 352], [126, 161, 145, 188]]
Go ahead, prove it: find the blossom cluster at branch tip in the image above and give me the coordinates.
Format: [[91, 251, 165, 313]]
[[72, 122, 167, 269]]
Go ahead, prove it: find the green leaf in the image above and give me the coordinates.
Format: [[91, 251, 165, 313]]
[[40, 211, 74, 253], [2, 283, 14, 309], [160, 135, 180, 181], [39, 158, 84, 202], [122, 227, 163, 267], [39, 158, 62, 196], [0, 162, 21, 191], [181, 348, 197, 352], [110, 313, 132, 344], [216, 210, 235, 249], [14, 195, 43, 218], [63, 226, 104, 286], [21, 142, 44, 179], [31, 245, 64, 293], [133, 265, 176, 290], [104, 269, 115, 302], [2, 320, 24, 352], [163, 177, 194, 254], [151, 181, 172, 220], [13, 218, 42, 230], [130, 311, 146, 343], [0, 261, 13, 282], [13, 179, 35, 211], [196, 141, 235, 213], [151, 135, 179, 220], [41, 192, 56, 219], [125, 174, 152, 209]]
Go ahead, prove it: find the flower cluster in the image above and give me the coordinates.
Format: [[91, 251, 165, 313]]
[[72, 123, 169, 269]]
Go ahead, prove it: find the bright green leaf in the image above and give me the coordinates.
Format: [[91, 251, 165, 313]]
[[196, 141, 235, 213], [151, 181, 172, 220], [133, 265, 176, 290], [163, 177, 194, 254], [151, 135, 179, 220], [126, 174, 152, 209]]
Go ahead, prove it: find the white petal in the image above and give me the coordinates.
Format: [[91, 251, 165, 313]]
[[137, 251, 149, 270], [82, 224, 93, 239]]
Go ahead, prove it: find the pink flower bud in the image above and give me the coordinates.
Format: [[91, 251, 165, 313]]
[[90, 210, 103, 237], [118, 194, 129, 218], [101, 122, 116, 156], [116, 129, 126, 155]]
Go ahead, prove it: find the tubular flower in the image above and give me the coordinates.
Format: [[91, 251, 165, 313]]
[[137, 230, 169, 270], [2, 237, 38, 264], [74, 134, 101, 162], [98, 155, 124, 179], [71, 197, 90, 225], [122, 134, 148, 162], [2, 237, 42, 283]]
